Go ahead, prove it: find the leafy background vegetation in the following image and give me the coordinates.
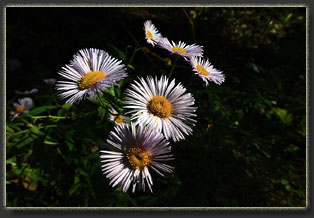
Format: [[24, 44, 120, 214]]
[[6, 7, 306, 207]]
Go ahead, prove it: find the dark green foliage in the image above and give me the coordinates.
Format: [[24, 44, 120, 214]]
[[6, 7, 306, 207]]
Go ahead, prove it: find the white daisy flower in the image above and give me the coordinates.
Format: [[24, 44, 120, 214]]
[[10, 97, 34, 121], [14, 88, 38, 95], [158, 37, 203, 59], [44, 78, 57, 86], [109, 108, 130, 126], [190, 56, 225, 86], [124, 76, 197, 142], [144, 20, 162, 46], [55, 48, 127, 105], [100, 123, 174, 193]]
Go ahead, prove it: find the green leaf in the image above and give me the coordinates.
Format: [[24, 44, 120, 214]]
[[127, 64, 135, 70], [281, 178, 289, 185], [30, 127, 45, 136], [249, 63, 260, 73], [43, 139, 59, 145], [7, 122, 22, 131], [6, 124, 14, 133], [66, 141, 74, 151], [300, 116, 306, 136], [28, 106, 58, 115], [253, 142, 271, 159], [232, 149, 241, 159], [274, 108, 293, 125], [62, 103, 72, 110], [106, 43, 126, 61], [105, 86, 115, 97], [6, 156, 17, 166], [97, 106, 108, 120], [285, 13, 293, 22]]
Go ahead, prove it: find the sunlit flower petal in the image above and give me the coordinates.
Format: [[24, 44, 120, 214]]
[[10, 97, 34, 121], [189, 56, 225, 86], [144, 20, 163, 46], [100, 123, 174, 193], [55, 48, 127, 105], [158, 37, 203, 59], [124, 75, 197, 142], [109, 107, 131, 126]]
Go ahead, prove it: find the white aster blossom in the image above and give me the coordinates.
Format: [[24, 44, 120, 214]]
[[144, 20, 163, 46], [124, 76, 197, 142], [55, 48, 127, 105], [189, 56, 225, 86], [158, 37, 203, 59], [109, 107, 130, 126], [100, 123, 174, 193], [10, 97, 34, 121]]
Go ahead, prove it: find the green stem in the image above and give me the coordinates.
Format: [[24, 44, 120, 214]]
[[7, 125, 57, 136], [186, 75, 196, 88], [96, 94, 107, 108], [127, 47, 139, 66], [49, 86, 59, 105], [96, 92, 123, 114], [103, 92, 123, 113], [85, 176, 99, 206], [27, 114, 67, 120], [120, 21, 155, 66], [182, 8, 196, 42], [168, 57, 178, 79]]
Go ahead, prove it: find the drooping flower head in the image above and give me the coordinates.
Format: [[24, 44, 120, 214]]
[[55, 48, 127, 105], [14, 88, 38, 95], [144, 20, 162, 46], [189, 56, 225, 86], [124, 76, 197, 142], [44, 78, 57, 87], [100, 123, 174, 193], [109, 107, 130, 126], [10, 97, 34, 121], [158, 37, 203, 59]]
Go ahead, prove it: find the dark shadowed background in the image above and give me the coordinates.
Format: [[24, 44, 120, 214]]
[[6, 7, 306, 207]]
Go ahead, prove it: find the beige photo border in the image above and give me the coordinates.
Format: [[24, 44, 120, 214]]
[[1, 3, 310, 211]]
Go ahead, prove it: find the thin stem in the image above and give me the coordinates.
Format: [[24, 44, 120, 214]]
[[85, 176, 99, 206], [124, 45, 132, 59], [147, 50, 167, 62], [27, 114, 67, 120], [144, 48, 189, 69], [49, 86, 59, 105], [96, 92, 123, 114], [7, 125, 57, 136], [186, 75, 197, 88], [127, 47, 139, 66], [168, 57, 178, 79], [119, 21, 155, 66], [182, 8, 196, 42], [240, 18, 271, 79], [103, 92, 123, 113], [96, 94, 107, 108]]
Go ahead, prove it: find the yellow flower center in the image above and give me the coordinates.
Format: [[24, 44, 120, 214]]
[[78, 71, 106, 90], [172, 47, 187, 55], [147, 96, 172, 119], [196, 64, 209, 76], [15, 105, 26, 113], [113, 115, 123, 124], [126, 146, 152, 170], [146, 30, 153, 40]]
